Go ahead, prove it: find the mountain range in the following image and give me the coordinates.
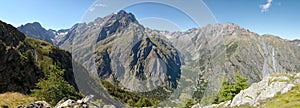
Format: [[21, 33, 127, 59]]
[[7, 10, 300, 106]]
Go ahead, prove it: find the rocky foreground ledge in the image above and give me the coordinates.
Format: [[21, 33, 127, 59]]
[[19, 95, 112, 108], [193, 73, 300, 108]]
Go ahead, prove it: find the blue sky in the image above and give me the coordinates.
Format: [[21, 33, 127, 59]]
[[0, 0, 94, 29], [0, 0, 299, 40], [204, 0, 300, 40]]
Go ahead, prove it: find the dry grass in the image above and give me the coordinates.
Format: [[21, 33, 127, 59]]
[[0, 92, 35, 107]]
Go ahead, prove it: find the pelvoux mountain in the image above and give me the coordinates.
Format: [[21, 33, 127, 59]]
[[58, 10, 182, 92]]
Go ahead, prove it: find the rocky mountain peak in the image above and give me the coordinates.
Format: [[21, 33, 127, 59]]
[[18, 22, 55, 44], [115, 10, 137, 23], [25, 22, 42, 27], [96, 10, 139, 42], [223, 22, 242, 28], [19, 22, 46, 33]]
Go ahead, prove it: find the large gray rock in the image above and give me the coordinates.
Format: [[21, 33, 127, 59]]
[[230, 75, 295, 107]]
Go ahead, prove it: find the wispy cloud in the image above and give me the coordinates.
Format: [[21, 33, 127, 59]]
[[89, 3, 107, 12], [260, 0, 273, 12]]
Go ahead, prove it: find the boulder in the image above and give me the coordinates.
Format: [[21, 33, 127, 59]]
[[19, 101, 51, 108]]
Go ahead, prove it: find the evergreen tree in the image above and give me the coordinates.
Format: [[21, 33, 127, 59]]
[[217, 72, 249, 103], [31, 67, 82, 105]]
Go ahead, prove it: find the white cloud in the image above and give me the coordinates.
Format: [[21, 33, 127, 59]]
[[260, 0, 273, 12], [89, 3, 107, 12]]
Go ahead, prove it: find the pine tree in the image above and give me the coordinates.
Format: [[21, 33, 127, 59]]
[[217, 72, 249, 103]]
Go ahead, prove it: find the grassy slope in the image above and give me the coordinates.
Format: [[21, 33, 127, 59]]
[[0, 92, 35, 107]]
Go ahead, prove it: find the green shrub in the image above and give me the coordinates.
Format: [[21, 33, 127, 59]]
[[217, 72, 249, 103], [31, 67, 82, 105]]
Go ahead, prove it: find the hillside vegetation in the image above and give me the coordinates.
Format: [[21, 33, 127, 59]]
[[0, 20, 82, 107]]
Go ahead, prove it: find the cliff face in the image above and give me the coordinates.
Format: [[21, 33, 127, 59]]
[[0, 20, 78, 94]]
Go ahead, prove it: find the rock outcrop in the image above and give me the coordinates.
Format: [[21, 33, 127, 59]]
[[19, 101, 51, 108], [19, 95, 96, 108], [230, 73, 298, 107], [192, 73, 300, 108]]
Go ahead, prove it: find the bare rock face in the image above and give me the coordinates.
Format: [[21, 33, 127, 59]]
[[93, 11, 182, 91]]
